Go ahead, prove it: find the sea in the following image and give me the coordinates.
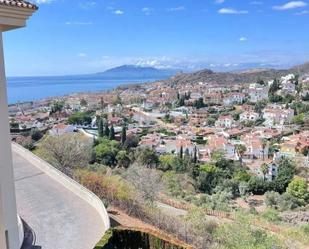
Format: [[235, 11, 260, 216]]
[[7, 75, 160, 104]]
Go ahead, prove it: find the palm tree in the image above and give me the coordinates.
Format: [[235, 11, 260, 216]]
[[261, 138, 268, 160], [261, 163, 269, 181], [236, 144, 247, 165]]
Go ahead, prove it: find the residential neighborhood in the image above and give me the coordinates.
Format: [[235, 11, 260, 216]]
[[9, 72, 309, 185]]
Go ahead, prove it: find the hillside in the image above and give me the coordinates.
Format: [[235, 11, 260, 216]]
[[97, 65, 179, 79], [164, 62, 309, 86]]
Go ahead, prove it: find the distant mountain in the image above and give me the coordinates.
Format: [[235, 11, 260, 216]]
[[164, 62, 309, 86], [97, 65, 179, 79]]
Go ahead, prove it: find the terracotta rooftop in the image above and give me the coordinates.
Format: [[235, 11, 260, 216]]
[[0, 0, 38, 10]]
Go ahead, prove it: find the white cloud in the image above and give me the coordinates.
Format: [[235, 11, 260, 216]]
[[78, 53, 87, 57], [36, 0, 54, 4], [218, 8, 249, 14], [79, 1, 97, 9], [239, 37, 248, 42], [167, 6, 186, 12], [215, 0, 225, 4], [273, 1, 307, 10], [295, 9, 309, 14], [114, 10, 124, 15], [142, 7, 153, 15]]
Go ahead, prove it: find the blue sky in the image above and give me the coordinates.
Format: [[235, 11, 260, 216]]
[[3, 0, 309, 76]]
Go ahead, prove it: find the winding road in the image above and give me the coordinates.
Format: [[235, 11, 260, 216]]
[[13, 148, 106, 249]]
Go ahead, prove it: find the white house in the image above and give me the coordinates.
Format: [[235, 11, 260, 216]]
[[205, 135, 236, 159], [281, 74, 295, 84], [249, 162, 278, 181], [49, 124, 76, 136], [240, 111, 259, 122], [281, 82, 296, 94], [223, 92, 245, 106], [263, 107, 294, 127], [248, 86, 269, 103], [215, 115, 234, 128]]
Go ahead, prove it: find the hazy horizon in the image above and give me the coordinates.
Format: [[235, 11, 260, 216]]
[[4, 0, 309, 77]]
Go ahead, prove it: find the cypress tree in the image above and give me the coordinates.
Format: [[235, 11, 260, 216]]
[[185, 148, 190, 157], [193, 146, 197, 163], [179, 146, 183, 159], [98, 118, 104, 138], [121, 126, 127, 144], [109, 125, 115, 140], [104, 122, 110, 137]]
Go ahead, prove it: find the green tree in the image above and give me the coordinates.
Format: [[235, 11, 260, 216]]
[[254, 100, 267, 114], [121, 126, 127, 144], [261, 163, 269, 181], [269, 78, 280, 94], [235, 144, 247, 165], [80, 98, 88, 107], [273, 159, 295, 193], [261, 139, 268, 160], [50, 101, 64, 114], [194, 98, 206, 109], [137, 147, 159, 168], [158, 154, 176, 171], [30, 128, 43, 142], [293, 113, 305, 125], [98, 118, 104, 138], [94, 139, 119, 167], [104, 123, 110, 137], [287, 178, 309, 205], [196, 163, 218, 194], [179, 146, 183, 159], [248, 177, 270, 195], [302, 93, 309, 101], [123, 135, 139, 150], [68, 112, 92, 125], [109, 125, 115, 140], [193, 146, 198, 163], [116, 150, 130, 168], [39, 134, 92, 176], [207, 117, 216, 126]]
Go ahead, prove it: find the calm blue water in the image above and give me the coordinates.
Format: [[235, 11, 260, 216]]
[[7, 75, 157, 104]]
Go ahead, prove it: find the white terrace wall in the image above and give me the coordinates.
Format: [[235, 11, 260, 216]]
[[12, 143, 110, 233]]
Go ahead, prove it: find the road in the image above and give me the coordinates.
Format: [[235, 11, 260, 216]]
[[13, 149, 106, 249], [156, 202, 188, 217]]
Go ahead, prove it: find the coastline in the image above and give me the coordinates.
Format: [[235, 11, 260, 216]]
[[7, 75, 159, 105]]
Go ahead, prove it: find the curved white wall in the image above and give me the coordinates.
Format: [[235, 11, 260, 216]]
[[12, 143, 110, 234], [17, 215, 24, 249]]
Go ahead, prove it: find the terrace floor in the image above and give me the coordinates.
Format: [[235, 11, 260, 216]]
[[13, 148, 106, 249]]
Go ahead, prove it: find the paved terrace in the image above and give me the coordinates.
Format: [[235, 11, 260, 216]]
[[13, 148, 106, 249]]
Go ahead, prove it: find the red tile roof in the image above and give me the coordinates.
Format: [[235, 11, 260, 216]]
[[0, 0, 38, 10]]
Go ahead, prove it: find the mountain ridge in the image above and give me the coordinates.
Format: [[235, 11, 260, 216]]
[[163, 62, 309, 86], [97, 65, 180, 79]]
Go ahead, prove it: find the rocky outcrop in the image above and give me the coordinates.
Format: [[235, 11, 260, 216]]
[[280, 211, 309, 225]]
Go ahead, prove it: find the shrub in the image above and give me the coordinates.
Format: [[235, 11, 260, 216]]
[[286, 178, 309, 205], [265, 191, 300, 211], [214, 216, 285, 249], [261, 209, 282, 223]]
